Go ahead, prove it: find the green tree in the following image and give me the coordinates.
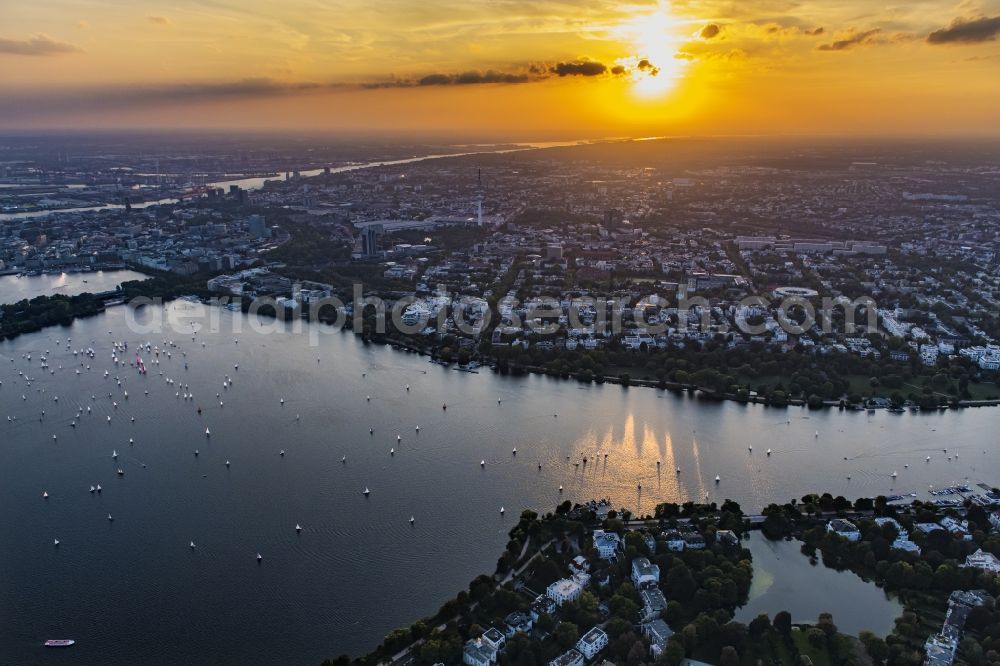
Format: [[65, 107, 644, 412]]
[[774, 611, 792, 636], [555, 622, 579, 649]]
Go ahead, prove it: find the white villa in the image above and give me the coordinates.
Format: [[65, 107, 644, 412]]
[[631, 557, 661, 588], [576, 627, 609, 660], [547, 578, 584, 606], [592, 529, 622, 559]]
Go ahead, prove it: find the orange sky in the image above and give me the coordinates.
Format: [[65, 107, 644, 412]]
[[1, 0, 999, 138]]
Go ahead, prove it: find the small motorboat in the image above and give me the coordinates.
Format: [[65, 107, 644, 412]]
[[44, 640, 75, 648]]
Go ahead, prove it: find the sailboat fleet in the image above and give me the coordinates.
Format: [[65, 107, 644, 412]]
[[10, 324, 975, 593]]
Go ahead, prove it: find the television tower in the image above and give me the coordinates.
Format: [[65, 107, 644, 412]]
[[475, 168, 484, 227]]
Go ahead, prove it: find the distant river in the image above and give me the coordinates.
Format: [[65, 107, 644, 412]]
[[0, 301, 995, 665], [0, 270, 149, 304], [0, 141, 586, 221]]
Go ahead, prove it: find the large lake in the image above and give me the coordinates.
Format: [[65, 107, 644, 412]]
[[0, 270, 149, 304], [0, 301, 995, 665]]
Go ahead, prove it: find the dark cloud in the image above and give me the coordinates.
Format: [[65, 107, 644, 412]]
[[817, 29, 880, 51], [417, 74, 452, 86], [419, 70, 531, 86], [636, 59, 660, 75], [804, 27, 825, 36], [701, 23, 721, 39], [0, 34, 81, 56], [353, 61, 623, 87], [365, 69, 536, 88], [0, 57, 635, 122], [927, 15, 1000, 44], [550, 61, 607, 77]]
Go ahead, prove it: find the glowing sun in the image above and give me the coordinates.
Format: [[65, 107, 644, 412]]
[[614, 3, 688, 98]]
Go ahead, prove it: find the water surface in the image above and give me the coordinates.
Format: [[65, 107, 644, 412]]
[[0, 302, 994, 664], [736, 532, 903, 636], [0, 270, 148, 304]]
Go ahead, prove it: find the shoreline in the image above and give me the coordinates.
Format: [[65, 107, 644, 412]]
[[340, 493, 999, 666], [360, 331, 1000, 411], [0, 288, 1000, 413], [2, 292, 996, 410]]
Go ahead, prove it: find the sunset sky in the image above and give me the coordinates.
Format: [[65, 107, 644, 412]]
[[2, 0, 999, 138]]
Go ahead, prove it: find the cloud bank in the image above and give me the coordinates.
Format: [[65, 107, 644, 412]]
[[927, 16, 1000, 44], [0, 33, 80, 56], [817, 29, 880, 51]]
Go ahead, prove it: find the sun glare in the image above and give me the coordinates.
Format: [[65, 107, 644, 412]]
[[614, 3, 688, 98]]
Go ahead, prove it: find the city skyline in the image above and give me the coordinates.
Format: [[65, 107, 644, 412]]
[[2, 0, 1000, 137]]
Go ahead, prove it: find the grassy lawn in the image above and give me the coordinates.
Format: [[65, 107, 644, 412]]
[[790, 629, 857, 666], [792, 629, 833, 666], [846, 375, 878, 398], [741, 633, 798, 666], [966, 381, 1000, 401]]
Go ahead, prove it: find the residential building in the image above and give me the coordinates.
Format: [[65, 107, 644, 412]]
[[640, 588, 668, 620], [481, 627, 505, 653], [664, 530, 685, 551], [531, 594, 557, 622], [549, 650, 585, 666], [641, 619, 673, 658], [827, 518, 861, 541], [938, 517, 973, 541], [631, 557, 660, 588], [922, 590, 993, 666], [892, 539, 922, 555], [547, 578, 584, 606], [592, 530, 623, 559], [716, 530, 739, 546], [683, 533, 706, 550], [963, 549, 1000, 574], [463, 627, 505, 666], [576, 627, 609, 660], [504, 611, 533, 638]]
